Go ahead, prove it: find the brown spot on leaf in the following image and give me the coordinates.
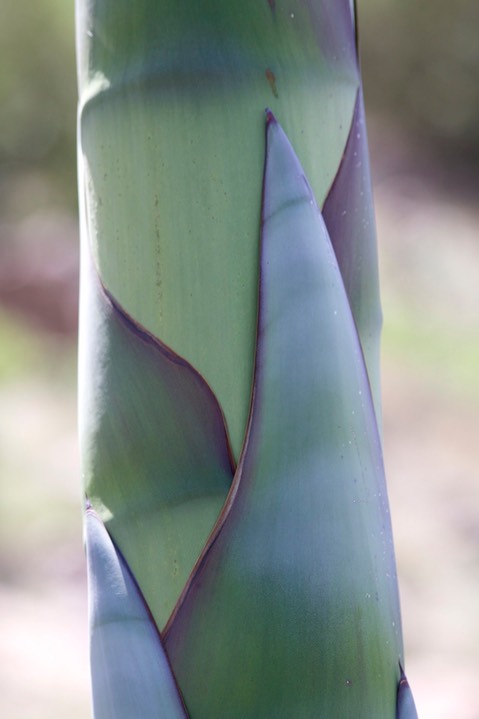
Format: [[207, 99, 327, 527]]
[[265, 68, 278, 98]]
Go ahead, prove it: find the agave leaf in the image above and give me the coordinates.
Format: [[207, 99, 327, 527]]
[[85, 509, 188, 718], [323, 90, 382, 420], [164, 113, 402, 718], [78, 247, 234, 629], [77, 0, 360, 458], [308, 0, 357, 68], [396, 668, 419, 719]]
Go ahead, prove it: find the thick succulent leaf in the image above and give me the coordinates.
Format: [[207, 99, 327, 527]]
[[323, 90, 382, 420], [85, 509, 188, 719], [77, 0, 359, 458], [396, 668, 419, 719], [78, 249, 234, 629], [164, 114, 403, 718], [310, 0, 357, 69]]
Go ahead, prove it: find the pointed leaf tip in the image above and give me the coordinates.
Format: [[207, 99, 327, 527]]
[[263, 114, 315, 223], [85, 511, 189, 719], [165, 113, 402, 718], [396, 667, 419, 719], [265, 107, 276, 125]]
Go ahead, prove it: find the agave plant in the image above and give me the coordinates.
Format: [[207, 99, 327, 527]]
[[77, 1, 418, 717]]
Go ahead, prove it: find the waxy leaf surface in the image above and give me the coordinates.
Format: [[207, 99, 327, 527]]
[[85, 510, 188, 719], [79, 253, 234, 629], [164, 115, 402, 718], [323, 90, 382, 418], [77, 0, 360, 458], [396, 669, 419, 719]]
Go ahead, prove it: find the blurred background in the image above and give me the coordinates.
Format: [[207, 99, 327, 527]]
[[0, 1, 478, 717]]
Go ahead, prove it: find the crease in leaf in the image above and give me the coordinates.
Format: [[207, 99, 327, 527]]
[[78, 248, 234, 630], [85, 509, 189, 719], [164, 112, 403, 719], [323, 89, 382, 421]]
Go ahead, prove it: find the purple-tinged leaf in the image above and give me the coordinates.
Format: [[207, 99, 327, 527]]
[[304, 0, 358, 72], [323, 90, 382, 418], [396, 667, 419, 719]]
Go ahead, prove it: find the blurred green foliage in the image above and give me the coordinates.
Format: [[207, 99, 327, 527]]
[[0, 0, 77, 218], [382, 297, 479, 404], [359, 0, 479, 162]]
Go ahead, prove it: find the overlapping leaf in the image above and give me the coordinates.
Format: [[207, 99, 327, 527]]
[[323, 90, 382, 418], [77, 0, 360, 458], [163, 113, 403, 718], [396, 667, 419, 719], [79, 251, 234, 629], [85, 509, 189, 718]]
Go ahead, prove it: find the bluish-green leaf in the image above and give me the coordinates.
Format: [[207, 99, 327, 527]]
[[79, 251, 234, 630], [396, 668, 419, 719], [85, 509, 188, 719], [164, 113, 402, 718]]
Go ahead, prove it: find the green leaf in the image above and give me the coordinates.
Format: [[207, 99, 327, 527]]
[[164, 113, 402, 718], [85, 509, 188, 719], [79, 251, 234, 629], [77, 0, 360, 458]]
